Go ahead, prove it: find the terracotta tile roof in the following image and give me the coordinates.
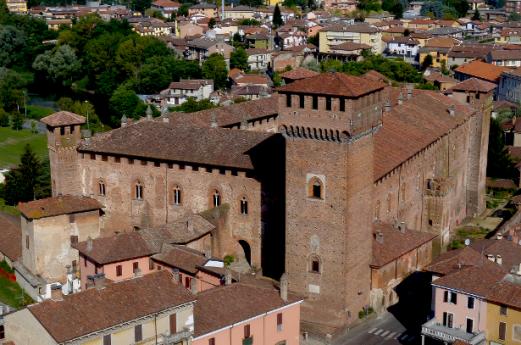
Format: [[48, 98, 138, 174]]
[[169, 96, 278, 128], [371, 223, 436, 268], [152, 0, 180, 7], [486, 177, 517, 189], [424, 36, 460, 48], [245, 48, 271, 55], [168, 79, 213, 90], [469, 238, 521, 273], [277, 72, 386, 98], [40, 111, 86, 127], [432, 263, 505, 297], [503, 66, 521, 78], [321, 23, 378, 33], [388, 36, 419, 45], [424, 72, 457, 84], [194, 283, 302, 337], [454, 60, 509, 83], [508, 146, 521, 160], [425, 246, 483, 276], [448, 78, 496, 93], [487, 279, 521, 309], [280, 67, 319, 80], [234, 74, 271, 85], [152, 245, 208, 274], [28, 271, 196, 343], [18, 195, 103, 220], [374, 89, 474, 180], [78, 121, 274, 170], [363, 70, 390, 83], [489, 49, 521, 61], [74, 232, 155, 265], [0, 214, 21, 261]]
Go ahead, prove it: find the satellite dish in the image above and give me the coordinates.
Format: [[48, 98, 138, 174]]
[[464, 238, 471, 246]]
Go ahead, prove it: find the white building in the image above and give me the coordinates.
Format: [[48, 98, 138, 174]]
[[163, 79, 214, 106], [246, 48, 272, 71], [386, 36, 420, 64]]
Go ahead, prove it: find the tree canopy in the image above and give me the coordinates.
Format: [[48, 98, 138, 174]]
[[202, 53, 228, 90], [230, 47, 249, 71], [273, 4, 284, 28]]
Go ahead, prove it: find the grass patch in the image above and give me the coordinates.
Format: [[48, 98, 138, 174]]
[[26, 105, 54, 120], [0, 199, 20, 216], [0, 127, 48, 168], [0, 276, 33, 308], [450, 226, 489, 249]]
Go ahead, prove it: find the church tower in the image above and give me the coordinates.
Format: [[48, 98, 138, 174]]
[[41, 111, 86, 197], [277, 73, 386, 327]]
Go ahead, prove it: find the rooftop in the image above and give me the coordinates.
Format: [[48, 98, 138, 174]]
[[0, 214, 21, 261], [40, 111, 86, 127], [152, 244, 209, 274], [432, 263, 505, 297], [277, 72, 386, 98], [448, 77, 496, 93], [18, 195, 103, 220], [454, 60, 509, 83], [280, 67, 320, 80], [28, 271, 196, 343]]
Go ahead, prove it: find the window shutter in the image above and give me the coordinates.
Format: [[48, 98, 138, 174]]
[[170, 313, 177, 334], [103, 334, 111, 345], [443, 291, 448, 302], [499, 322, 506, 340], [209, 338, 216, 345], [135, 324, 143, 342], [244, 324, 251, 338]]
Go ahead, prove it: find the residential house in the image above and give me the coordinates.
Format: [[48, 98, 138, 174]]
[[506, 0, 521, 14], [486, 275, 521, 345], [370, 223, 436, 312], [386, 36, 420, 64], [178, 21, 204, 38], [246, 32, 271, 49], [488, 49, 521, 67], [365, 12, 394, 24], [74, 214, 216, 290], [407, 19, 437, 31], [231, 85, 272, 100], [223, 5, 255, 19], [325, 42, 371, 61], [151, 0, 180, 18], [188, 3, 217, 18], [186, 37, 234, 63], [246, 48, 272, 71], [5, 0, 27, 13], [498, 67, 521, 104], [322, 0, 357, 13], [427, 26, 464, 39], [424, 72, 458, 91], [162, 79, 214, 106], [131, 18, 176, 36], [447, 44, 493, 67], [46, 18, 72, 30], [4, 271, 196, 345], [318, 23, 383, 54], [192, 277, 303, 345], [496, 28, 521, 45], [454, 60, 509, 84], [419, 37, 461, 69], [15, 194, 103, 301], [276, 30, 307, 50]]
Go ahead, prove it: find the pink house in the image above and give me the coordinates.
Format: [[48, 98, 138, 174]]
[[193, 276, 303, 345], [422, 252, 505, 344]]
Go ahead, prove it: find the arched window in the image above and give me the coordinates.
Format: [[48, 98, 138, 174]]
[[173, 185, 182, 205], [308, 177, 324, 199], [98, 180, 106, 196], [212, 189, 221, 207], [240, 197, 248, 215], [310, 255, 321, 273], [135, 181, 144, 200]]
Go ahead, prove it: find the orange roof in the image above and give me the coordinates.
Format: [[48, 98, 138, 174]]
[[454, 60, 509, 83], [424, 36, 460, 48]]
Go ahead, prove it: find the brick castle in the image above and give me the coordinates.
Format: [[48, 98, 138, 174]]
[[41, 73, 493, 329]]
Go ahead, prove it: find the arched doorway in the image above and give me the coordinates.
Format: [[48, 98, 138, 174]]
[[238, 240, 251, 266]]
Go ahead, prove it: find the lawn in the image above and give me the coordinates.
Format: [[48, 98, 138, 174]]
[[26, 105, 54, 120], [0, 276, 33, 308], [0, 127, 48, 169]]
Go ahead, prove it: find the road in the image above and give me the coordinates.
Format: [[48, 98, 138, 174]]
[[334, 312, 420, 345]]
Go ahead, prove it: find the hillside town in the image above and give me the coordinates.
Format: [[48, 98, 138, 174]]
[[1, 0, 521, 343]]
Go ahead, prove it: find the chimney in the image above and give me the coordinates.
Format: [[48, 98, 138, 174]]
[[376, 231, 384, 244], [280, 273, 288, 302], [384, 99, 392, 113], [398, 222, 406, 233], [134, 267, 142, 278], [94, 273, 106, 290], [210, 113, 218, 128], [406, 85, 413, 100], [496, 255, 503, 266], [172, 268, 180, 283], [51, 285, 63, 301], [224, 268, 232, 285], [448, 105, 455, 116], [187, 218, 194, 233], [162, 116, 170, 123], [204, 250, 211, 259], [397, 92, 404, 105], [497, 233, 503, 240], [487, 254, 495, 262], [87, 236, 93, 252], [190, 278, 198, 294], [121, 114, 128, 127], [146, 105, 153, 120]]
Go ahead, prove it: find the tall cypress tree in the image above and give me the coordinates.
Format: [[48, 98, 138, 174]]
[[273, 4, 284, 28]]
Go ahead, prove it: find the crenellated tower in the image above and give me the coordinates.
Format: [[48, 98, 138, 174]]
[[41, 111, 86, 197], [277, 73, 386, 327]]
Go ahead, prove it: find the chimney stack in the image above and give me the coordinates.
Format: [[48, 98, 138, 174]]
[[172, 269, 180, 283], [406, 85, 413, 100], [496, 255, 503, 266], [87, 236, 93, 252], [376, 231, 384, 244], [93, 273, 106, 290], [134, 267, 142, 278], [384, 99, 392, 113], [187, 218, 194, 233], [448, 105, 455, 116], [497, 233, 503, 240], [51, 285, 63, 301], [162, 116, 170, 123], [398, 222, 406, 233], [487, 254, 495, 262], [121, 114, 128, 127], [398, 92, 404, 105], [224, 268, 232, 285], [190, 278, 198, 295], [210, 113, 218, 128], [280, 273, 288, 302]]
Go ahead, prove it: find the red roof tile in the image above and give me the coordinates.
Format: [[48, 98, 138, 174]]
[[18, 195, 103, 220], [280, 67, 320, 80], [448, 78, 497, 93], [0, 213, 21, 261], [40, 111, 86, 127], [454, 60, 509, 83]]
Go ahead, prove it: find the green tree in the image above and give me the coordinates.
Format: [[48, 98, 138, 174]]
[[487, 118, 517, 179], [109, 84, 146, 121], [421, 54, 433, 70], [202, 53, 228, 89], [208, 17, 216, 29], [239, 18, 261, 25], [177, 3, 190, 17], [273, 4, 284, 28], [0, 108, 8, 127], [11, 111, 23, 130], [230, 47, 249, 71], [3, 145, 50, 205], [509, 12, 521, 21], [0, 68, 27, 112], [170, 98, 216, 112], [32, 44, 81, 87], [472, 8, 481, 20], [0, 25, 26, 68], [382, 0, 404, 18]]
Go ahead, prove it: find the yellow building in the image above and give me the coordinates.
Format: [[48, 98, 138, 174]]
[[4, 271, 196, 345], [418, 36, 460, 68], [318, 23, 383, 54], [486, 279, 521, 345], [5, 0, 27, 13]]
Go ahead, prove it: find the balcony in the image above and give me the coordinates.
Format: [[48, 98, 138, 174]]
[[159, 329, 193, 345], [421, 319, 486, 345]]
